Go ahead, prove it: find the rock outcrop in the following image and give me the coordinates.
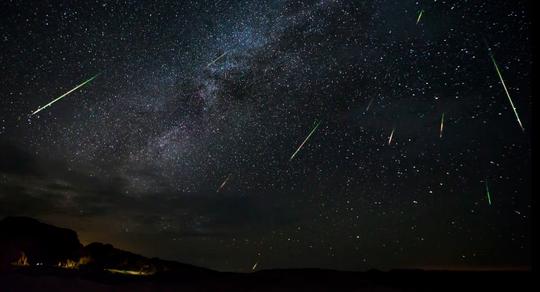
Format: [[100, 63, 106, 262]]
[[0, 216, 82, 270]]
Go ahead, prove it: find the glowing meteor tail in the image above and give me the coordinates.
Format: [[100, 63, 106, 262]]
[[490, 53, 524, 131], [31, 74, 100, 116], [290, 120, 321, 161], [252, 262, 258, 271], [416, 9, 424, 24], [207, 51, 227, 67], [217, 174, 232, 192], [485, 180, 492, 205], [387, 128, 395, 145], [365, 98, 374, 113], [439, 113, 445, 138]]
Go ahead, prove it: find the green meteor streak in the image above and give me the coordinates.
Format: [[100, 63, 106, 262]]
[[416, 9, 424, 24], [485, 180, 492, 205], [31, 74, 100, 116], [206, 51, 227, 67], [290, 120, 321, 161], [216, 174, 232, 193], [387, 127, 395, 145], [365, 98, 374, 112], [490, 54, 524, 131], [439, 113, 445, 138]]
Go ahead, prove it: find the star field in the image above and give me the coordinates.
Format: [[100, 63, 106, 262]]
[[0, 0, 531, 272]]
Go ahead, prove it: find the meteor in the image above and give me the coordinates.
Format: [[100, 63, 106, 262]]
[[485, 180, 492, 205], [490, 53, 525, 131], [216, 174, 232, 192], [290, 120, 321, 161], [439, 113, 445, 138], [206, 51, 227, 67], [31, 74, 99, 116], [365, 98, 374, 112], [252, 261, 258, 271], [387, 128, 395, 145], [416, 9, 424, 24]]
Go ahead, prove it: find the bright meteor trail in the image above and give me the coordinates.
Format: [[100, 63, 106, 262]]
[[490, 53, 525, 131], [216, 174, 232, 193], [290, 120, 321, 161], [439, 113, 445, 138], [416, 9, 424, 24], [206, 51, 227, 68], [365, 98, 374, 113], [30, 74, 99, 116], [485, 180, 492, 205], [387, 128, 395, 145]]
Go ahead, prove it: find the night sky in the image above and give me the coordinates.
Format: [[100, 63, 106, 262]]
[[0, 0, 531, 272]]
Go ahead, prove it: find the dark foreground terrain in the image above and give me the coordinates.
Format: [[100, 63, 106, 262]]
[[0, 217, 532, 291], [0, 267, 534, 292]]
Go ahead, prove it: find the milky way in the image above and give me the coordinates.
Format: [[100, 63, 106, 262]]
[[0, 0, 531, 271]]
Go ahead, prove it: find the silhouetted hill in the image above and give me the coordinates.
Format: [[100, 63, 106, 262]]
[[82, 242, 214, 277], [0, 216, 213, 277], [0, 216, 82, 270], [0, 216, 532, 291]]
